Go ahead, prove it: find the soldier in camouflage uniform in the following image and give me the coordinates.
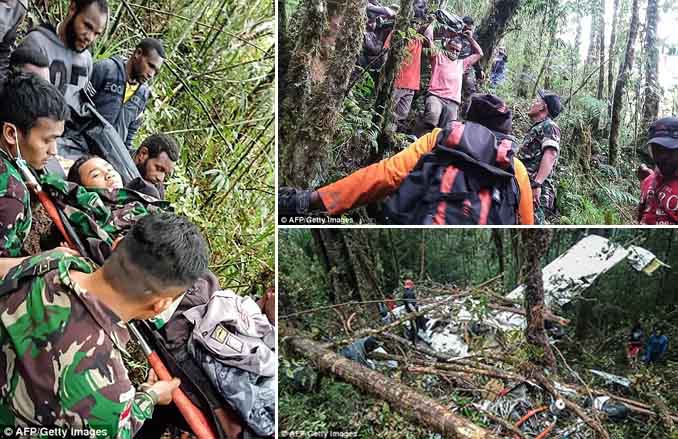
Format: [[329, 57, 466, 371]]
[[0, 74, 70, 258], [518, 90, 563, 224], [0, 212, 209, 437]]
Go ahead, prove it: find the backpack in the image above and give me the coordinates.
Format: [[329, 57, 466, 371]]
[[383, 122, 520, 225]]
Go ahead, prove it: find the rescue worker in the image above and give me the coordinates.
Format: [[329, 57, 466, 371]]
[[403, 279, 422, 344], [627, 321, 644, 366], [490, 46, 508, 87], [518, 90, 562, 224], [86, 38, 165, 150], [0, 212, 209, 436], [383, 0, 432, 132], [279, 94, 534, 224], [420, 31, 482, 130], [0, 74, 69, 259], [644, 327, 669, 363], [133, 133, 179, 199], [339, 336, 380, 368], [8, 46, 50, 80], [638, 117, 678, 224], [17, 0, 109, 111], [457, 16, 483, 113], [0, 0, 27, 82]]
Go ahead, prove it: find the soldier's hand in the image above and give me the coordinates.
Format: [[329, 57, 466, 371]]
[[532, 187, 542, 207], [146, 370, 181, 405]]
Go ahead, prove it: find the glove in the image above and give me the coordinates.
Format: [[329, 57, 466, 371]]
[[278, 187, 313, 216]]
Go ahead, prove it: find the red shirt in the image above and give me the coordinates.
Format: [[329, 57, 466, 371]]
[[395, 38, 423, 90], [639, 170, 678, 224], [384, 25, 432, 91]]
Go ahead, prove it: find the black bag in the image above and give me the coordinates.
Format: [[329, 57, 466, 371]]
[[383, 122, 520, 225], [58, 101, 141, 185]]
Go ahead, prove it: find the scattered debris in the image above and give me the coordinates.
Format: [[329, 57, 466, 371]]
[[284, 236, 676, 437]]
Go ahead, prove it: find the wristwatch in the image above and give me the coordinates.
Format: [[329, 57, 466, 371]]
[[531, 180, 543, 189]]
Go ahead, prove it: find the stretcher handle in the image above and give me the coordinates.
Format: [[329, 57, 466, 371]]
[[129, 322, 217, 439]]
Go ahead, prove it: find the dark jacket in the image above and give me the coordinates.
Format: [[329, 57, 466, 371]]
[[87, 56, 150, 149], [0, 0, 26, 83]]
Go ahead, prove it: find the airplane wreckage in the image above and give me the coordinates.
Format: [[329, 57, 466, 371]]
[[284, 235, 677, 438]]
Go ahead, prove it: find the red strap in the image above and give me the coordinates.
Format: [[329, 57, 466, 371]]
[[478, 189, 491, 225], [433, 166, 458, 224], [36, 191, 78, 251], [496, 139, 512, 168], [442, 121, 465, 148]]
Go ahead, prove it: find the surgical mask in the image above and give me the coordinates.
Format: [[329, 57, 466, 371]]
[[4, 124, 40, 188]]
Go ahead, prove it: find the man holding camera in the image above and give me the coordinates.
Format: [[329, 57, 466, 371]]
[[421, 30, 482, 128]]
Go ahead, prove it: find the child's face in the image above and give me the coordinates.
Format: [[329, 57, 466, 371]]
[[79, 157, 124, 190], [651, 143, 678, 177]]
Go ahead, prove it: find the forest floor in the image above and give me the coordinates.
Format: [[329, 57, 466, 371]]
[[279, 281, 678, 439]]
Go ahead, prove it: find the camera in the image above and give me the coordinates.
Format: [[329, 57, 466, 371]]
[[434, 9, 464, 35]]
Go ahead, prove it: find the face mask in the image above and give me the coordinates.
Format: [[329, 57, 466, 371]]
[[5, 124, 40, 188]]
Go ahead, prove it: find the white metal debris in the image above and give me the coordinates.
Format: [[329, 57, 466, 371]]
[[507, 235, 667, 307], [389, 235, 667, 357], [627, 245, 671, 274], [589, 369, 632, 388]]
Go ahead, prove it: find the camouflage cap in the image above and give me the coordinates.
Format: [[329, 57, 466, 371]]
[[648, 117, 678, 150]]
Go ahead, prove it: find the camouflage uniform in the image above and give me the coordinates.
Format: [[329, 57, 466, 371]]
[[0, 151, 31, 257], [0, 250, 156, 437], [40, 173, 169, 263], [518, 117, 561, 224]]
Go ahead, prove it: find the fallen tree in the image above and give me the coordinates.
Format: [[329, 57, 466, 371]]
[[286, 336, 499, 439]]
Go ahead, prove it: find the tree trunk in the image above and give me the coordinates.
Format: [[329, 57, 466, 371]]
[[608, 0, 640, 167], [372, 0, 415, 151], [570, 11, 582, 98], [474, 0, 522, 71], [279, 0, 368, 186], [532, 22, 557, 98], [520, 230, 556, 369], [573, 11, 582, 67], [491, 230, 505, 276], [311, 229, 356, 304], [641, 0, 660, 136], [596, 0, 606, 101], [278, 0, 290, 98], [607, 0, 620, 102], [286, 336, 498, 438], [311, 230, 384, 313], [586, 12, 598, 66], [419, 230, 426, 279], [386, 229, 401, 281]]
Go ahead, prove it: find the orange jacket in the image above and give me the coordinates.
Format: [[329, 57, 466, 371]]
[[318, 128, 534, 224]]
